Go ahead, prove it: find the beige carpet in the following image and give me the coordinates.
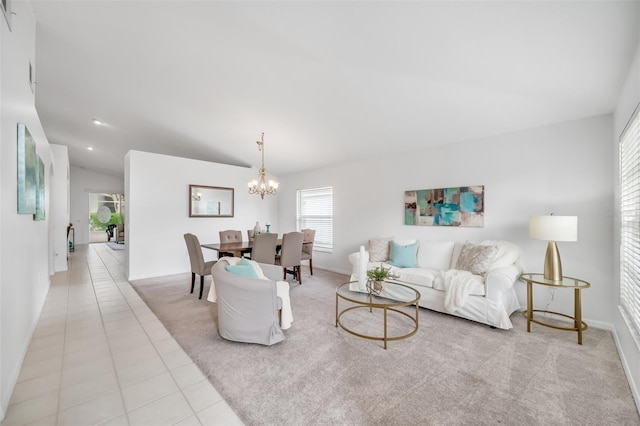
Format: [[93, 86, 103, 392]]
[[130, 269, 640, 426]]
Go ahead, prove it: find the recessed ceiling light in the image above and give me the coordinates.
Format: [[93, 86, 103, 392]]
[[92, 118, 104, 125], [87, 146, 94, 151]]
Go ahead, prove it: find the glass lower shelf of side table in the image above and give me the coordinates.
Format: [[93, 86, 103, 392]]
[[335, 281, 420, 349]]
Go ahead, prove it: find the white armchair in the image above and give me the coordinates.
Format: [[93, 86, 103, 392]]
[[210, 258, 292, 345]]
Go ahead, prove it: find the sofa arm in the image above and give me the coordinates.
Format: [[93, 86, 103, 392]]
[[485, 264, 521, 301]]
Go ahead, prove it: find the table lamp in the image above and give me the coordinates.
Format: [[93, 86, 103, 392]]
[[529, 214, 578, 282]]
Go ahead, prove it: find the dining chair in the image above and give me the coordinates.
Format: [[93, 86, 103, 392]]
[[247, 229, 255, 242], [218, 230, 249, 258], [183, 233, 216, 299], [301, 228, 316, 275], [275, 231, 304, 284], [251, 232, 278, 264]]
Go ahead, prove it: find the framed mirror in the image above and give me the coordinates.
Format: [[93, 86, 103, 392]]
[[189, 184, 234, 217]]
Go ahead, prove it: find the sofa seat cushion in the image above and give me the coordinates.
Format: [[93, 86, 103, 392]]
[[394, 267, 438, 288], [367, 262, 437, 288]]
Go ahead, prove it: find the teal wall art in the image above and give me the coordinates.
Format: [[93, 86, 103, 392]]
[[17, 123, 37, 214], [34, 154, 45, 221], [404, 185, 484, 227]]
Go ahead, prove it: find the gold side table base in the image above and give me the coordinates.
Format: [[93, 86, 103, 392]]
[[522, 274, 591, 345], [523, 310, 588, 344]]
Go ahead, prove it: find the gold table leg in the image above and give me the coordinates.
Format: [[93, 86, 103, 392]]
[[335, 293, 338, 327], [575, 288, 582, 345], [383, 307, 388, 350], [526, 280, 532, 332]]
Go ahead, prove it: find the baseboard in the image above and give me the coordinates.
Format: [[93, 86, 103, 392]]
[[584, 318, 614, 331], [0, 297, 45, 421], [612, 326, 640, 414]]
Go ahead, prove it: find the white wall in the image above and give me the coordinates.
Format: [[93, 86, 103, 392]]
[[125, 151, 278, 280], [0, 2, 57, 418], [279, 115, 614, 328], [50, 144, 69, 272], [69, 166, 124, 245], [613, 42, 640, 411]]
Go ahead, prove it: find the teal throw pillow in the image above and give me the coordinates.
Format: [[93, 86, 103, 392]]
[[387, 241, 418, 268], [225, 259, 259, 278]]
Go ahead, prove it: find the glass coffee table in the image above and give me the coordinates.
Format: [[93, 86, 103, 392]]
[[335, 281, 420, 349]]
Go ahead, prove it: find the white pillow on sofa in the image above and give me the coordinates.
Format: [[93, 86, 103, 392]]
[[480, 240, 522, 270], [416, 241, 455, 270]]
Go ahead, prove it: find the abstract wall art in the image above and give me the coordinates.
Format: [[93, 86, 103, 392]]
[[404, 185, 484, 227], [34, 155, 45, 221], [17, 123, 37, 214]]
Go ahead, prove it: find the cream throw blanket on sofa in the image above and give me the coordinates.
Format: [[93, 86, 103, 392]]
[[434, 269, 479, 313]]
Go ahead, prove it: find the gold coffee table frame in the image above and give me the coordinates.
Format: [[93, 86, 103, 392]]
[[521, 273, 591, 345], [335, 281, 420, 349]]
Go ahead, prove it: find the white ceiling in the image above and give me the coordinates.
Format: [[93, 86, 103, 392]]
[[30, 1, 640, 178]]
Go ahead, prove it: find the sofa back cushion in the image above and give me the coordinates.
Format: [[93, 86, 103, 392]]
[[416, 241, 455, 270]]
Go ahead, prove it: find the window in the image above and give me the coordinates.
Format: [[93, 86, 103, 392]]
[[297, 187, 333, 252], [620, 104, 640, 335]]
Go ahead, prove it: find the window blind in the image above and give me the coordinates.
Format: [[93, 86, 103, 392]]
[[297, 187, 333, 251], [620, 104, 640, 335]]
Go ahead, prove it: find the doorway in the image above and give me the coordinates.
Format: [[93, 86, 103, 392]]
[[89, 192, 125, 243]]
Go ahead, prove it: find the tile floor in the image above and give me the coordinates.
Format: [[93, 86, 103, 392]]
[[1, 244, 243, 426]]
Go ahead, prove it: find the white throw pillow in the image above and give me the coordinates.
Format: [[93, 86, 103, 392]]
[[416, 241, 455, 270], [455, 242, 498, 275], [368, 237, 393, 262], [480, 240, 521, 270]]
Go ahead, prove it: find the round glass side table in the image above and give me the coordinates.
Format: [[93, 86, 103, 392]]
[[521, 273, 591, 344]]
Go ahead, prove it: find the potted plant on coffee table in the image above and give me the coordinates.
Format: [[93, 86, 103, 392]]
[[366, 264, 397, 295]]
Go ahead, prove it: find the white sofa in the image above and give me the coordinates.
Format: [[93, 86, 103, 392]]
[[348, 239, 524, 329]]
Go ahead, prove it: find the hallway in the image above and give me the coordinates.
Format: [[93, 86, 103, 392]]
[[1, 244, 241, 425]]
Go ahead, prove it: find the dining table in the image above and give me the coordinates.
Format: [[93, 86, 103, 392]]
[[201, 238, 283, 258]]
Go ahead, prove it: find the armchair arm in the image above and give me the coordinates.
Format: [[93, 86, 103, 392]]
[[485, 264, 521, 302]]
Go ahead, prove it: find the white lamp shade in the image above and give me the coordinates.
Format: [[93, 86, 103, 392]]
[[529, 215, 578, 242]]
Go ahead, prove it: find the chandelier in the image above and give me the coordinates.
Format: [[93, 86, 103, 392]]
[[248, 132, 279, 199]]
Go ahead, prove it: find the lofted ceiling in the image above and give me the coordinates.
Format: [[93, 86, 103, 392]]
[[30, 1, 640, 179]]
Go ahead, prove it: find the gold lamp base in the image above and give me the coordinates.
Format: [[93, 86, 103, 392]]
[[543, 241, 563, 282]]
